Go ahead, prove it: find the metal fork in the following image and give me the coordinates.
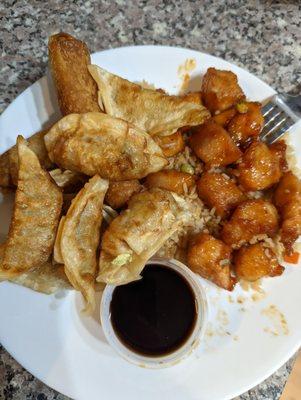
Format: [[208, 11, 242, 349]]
[[260, 93, 301, 144]]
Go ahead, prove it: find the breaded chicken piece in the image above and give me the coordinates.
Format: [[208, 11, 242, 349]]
[[273, 172, 301, 254], [238, 141, 282, 191], [49, 32, 100, 115], [187, 233, 236, 291], [269, 140, 288, 173], [228, 102, 264, 144], [154, 130, 185, 157], [221, 199, 279, 248], [213, 108, 237, 127], [145, 169, 195, 195], [201, 68, 245, 114], [234, 243, 284, 281], [189, 121, 242, 167], [197, 172, 245, 218], [105, 180, 142, 209]]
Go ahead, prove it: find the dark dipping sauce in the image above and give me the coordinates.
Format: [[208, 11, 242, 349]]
[[110, 264, 197, 357]]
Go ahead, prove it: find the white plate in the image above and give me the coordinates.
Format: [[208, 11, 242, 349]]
[[0, 45, 301, 400]]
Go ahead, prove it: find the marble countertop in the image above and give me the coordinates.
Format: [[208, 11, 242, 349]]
[[0, 0, 300, 399]]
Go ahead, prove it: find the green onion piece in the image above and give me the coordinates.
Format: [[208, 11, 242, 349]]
[[180, 163, 194, 175], [236, 102, 248, 114], [111, 253, 132, 266]]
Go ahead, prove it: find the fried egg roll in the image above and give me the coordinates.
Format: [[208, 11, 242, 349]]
[[49, 32, 100, 115]]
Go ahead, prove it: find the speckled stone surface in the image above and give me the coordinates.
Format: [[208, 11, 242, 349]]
[[0, 0, 300, 399]]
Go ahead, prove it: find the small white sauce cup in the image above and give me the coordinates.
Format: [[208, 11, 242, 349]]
[[100, 258, 208, 368]]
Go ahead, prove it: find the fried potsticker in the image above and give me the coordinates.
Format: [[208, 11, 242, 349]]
[[0, 244, 71, 294], [97, 188, 182, 285], [0, 152, 12, 188], [273, 172, 301, 254], [49, 32, 100, 115], [56, 176, 109, 313], [0, 129, 54, 188], [0, 136, 63, 279], [44, 112, 167, 181], [8, 129, 54, 185], [187, 233, 236, 291], [88, 65, 210, 136], [49, 168, 86, 192]]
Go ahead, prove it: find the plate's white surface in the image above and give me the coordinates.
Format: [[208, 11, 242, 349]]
[[0, 46, 301, 400]]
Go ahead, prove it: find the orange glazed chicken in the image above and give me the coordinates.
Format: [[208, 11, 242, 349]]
[[154, 130, 185, 157], [213, 107, 237, 127], [238, 141, 282, 191], [197, 172, 245, 218], [228, 102, 264, 145], [187, 233, 236, 291], [145, 169, 195, 195], [189, 121, 242, 167], [234, 243, 284, 281], [269, 140, 288, 173], [201, 67, 245, 114], [221, 199, 279, 248], [105, 180, 142, 209], [273, 171, 301, 254]]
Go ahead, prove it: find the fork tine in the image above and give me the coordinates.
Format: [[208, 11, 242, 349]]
[[262, 122, 292, 144], [260, 94, 299, 144], [261, 115, 288, 139], [262, 109, 287, 130], [262, 109, 283, 129], [261, 118, 293, 144], [262, 103, 276, 117]]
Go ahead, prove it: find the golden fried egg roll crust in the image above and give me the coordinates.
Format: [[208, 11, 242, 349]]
[[49, 32, 100, 115]]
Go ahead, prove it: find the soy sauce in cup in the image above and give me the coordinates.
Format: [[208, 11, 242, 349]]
[[100, 258, 208, 368], [110, 264, 197, 357]]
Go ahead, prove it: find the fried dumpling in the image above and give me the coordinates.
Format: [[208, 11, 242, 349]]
[[0, 151, 12, 188], [49, 168, 86, 192], [44, 112, 167, 181], [0, 136, 63, 279], [88, 65, 210, 136], [0, 129, 54, 188], [97, 188, 182, 285], [55, 175, 109, 313], [8, 129, 54, 186], [0, 244, 71, 294]]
